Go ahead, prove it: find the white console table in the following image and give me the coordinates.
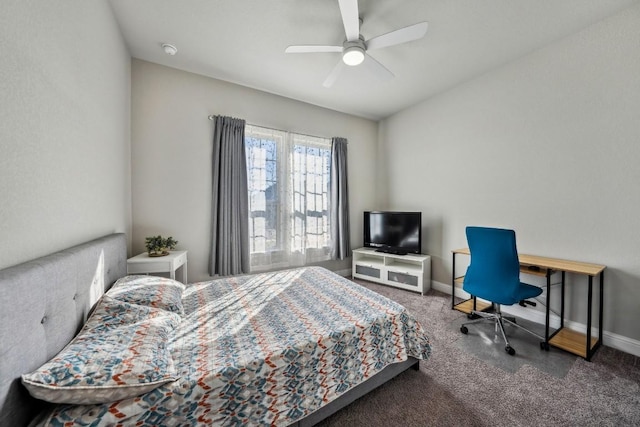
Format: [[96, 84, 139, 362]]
[[352, 248, 431, 295], [127, 250, 188, 283]]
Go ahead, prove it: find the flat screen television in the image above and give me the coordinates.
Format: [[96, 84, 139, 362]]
[[363, 211, 422, 255]]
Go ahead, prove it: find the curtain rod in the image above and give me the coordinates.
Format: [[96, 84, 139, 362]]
[[207, 115, 345, 142]]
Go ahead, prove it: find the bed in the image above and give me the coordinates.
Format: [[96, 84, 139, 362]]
[[0, 233, 431, 426]]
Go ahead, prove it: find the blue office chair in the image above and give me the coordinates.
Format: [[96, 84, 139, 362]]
[[459, 226, 543, 355]]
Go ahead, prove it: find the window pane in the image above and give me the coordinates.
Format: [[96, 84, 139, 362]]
[[245, 133, 279, 254], [246, 126, 332, 267]]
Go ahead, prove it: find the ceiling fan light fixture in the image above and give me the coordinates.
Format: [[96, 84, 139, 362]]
[[342, 45, 365, 66]]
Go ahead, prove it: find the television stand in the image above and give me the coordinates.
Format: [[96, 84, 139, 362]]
[[352, 248, 431, 295]]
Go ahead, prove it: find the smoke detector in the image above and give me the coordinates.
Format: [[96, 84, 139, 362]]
[[162, 43, 177, 56]]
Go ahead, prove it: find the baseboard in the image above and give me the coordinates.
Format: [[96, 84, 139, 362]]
[[431, 280, 640, 358]]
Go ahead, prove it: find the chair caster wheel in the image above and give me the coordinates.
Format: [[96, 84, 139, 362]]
[[460, 326, 468, 334], [505, 346, 516, 356]]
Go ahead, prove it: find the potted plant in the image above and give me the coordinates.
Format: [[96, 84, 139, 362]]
[[145, 235, 178, 257]]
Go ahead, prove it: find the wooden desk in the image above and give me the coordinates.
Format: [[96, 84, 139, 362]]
[[452, 248, 606, 361]]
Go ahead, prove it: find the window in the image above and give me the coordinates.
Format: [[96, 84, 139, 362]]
[[245, 125, 331, 271]]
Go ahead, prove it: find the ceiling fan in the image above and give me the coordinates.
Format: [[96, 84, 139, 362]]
[[285, 0, 428, 88]]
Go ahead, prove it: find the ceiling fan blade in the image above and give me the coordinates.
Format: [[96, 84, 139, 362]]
[[338, 0, 360, 42], [323, 60, 346, 88], [285, 45, 343, 54], [366, 22, 428, 51], [362, 54, 394, 81]]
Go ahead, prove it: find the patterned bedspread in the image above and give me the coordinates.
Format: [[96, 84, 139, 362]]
[[42, 267, 431, 426]]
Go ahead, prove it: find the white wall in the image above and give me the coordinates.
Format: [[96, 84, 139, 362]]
[[131, 60, 378, 282], [380, 5, 640, 342], [0, 0, 132, 269]]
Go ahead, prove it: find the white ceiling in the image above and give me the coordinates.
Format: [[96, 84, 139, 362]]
[[108, 0, 638, 121]]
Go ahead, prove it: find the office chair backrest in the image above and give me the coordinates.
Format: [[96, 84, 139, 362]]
[[463, 226, 522, 305]]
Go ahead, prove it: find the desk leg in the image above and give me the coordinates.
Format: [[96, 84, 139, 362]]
[[183, 260, 188, 284], [586, 275, 593, 361], [560, 271, 565, 329], [599, 271, 604, 346], [544, 270, 551, 346], [451, 253, 456, 309], [170, 270, 175, 280], [585, 271, 605, 361]]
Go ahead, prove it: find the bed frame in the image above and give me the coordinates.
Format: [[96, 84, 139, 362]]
[[0, 233, 420, 427], [290, 357, 419, 427]]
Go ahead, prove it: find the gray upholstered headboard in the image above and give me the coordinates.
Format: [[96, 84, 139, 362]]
[[0, 233, 127, 427]]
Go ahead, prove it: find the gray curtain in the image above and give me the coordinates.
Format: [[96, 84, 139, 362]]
[[209, 116, 250, 276], [330, 137, 351, 260]]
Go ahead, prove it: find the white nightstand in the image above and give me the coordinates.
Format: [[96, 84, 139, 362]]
[[126, 250, 188, 283]]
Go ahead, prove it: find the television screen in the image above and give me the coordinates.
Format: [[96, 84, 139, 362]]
[[363, 211, 422, 255]]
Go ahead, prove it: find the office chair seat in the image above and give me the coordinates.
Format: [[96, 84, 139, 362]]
[[459, 226, 543, 356]]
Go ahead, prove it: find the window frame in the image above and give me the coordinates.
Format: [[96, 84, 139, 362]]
[[244, 125, 332, 270]]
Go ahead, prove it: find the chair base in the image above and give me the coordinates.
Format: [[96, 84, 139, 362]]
[[460, 303, 543, 356]]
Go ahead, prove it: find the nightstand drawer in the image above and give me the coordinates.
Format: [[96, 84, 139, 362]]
[[127, 250, 188, 283], [127, 261, 170, 274]]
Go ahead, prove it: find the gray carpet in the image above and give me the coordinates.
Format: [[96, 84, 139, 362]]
[[316, 281, 640, 427]]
